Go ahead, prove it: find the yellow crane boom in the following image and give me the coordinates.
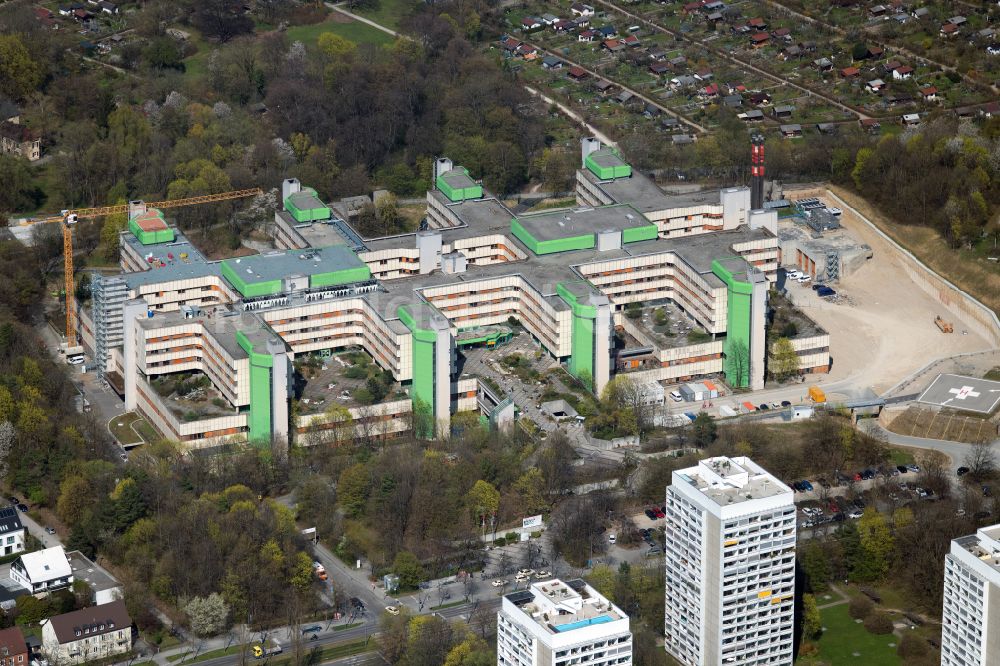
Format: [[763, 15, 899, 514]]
[[22, 188, 264, 342]]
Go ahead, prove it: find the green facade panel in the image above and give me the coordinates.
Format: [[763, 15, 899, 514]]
[[584, 150, 632, 180], [621, 224, 658, 244], [398, 305, 438, 437], [557, 282, 598, 388], [436, 167, 483, 202], [128, 215, 176, 246], [712, 259, 753, 388], [284, 188, 331, 223], [236, 330, 274, 443], [510, 220, 595, 255], [309, 265, 372, 288], [221, 261, 283, 299]]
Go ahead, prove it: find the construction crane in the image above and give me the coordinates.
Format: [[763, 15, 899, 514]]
[[18, 188, 264, 345]]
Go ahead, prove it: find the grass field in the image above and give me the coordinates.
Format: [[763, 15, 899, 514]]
[[286, 15, 395, 49], [354, 0, 416, 31], [108, 412, 144, 445], [886, 406, 993, 444], [801, 603, 901, 665]]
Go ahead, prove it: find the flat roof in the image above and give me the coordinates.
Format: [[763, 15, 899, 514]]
[[917, 374, 1000, 415], [675, 456, 791, 506], [286, 190, 328, 211], [515, 204, 652, 242], [67, 550, 120, 593], [134, 210, 168, 232], [223, 245, 366, 285], [579, 168, 721, 213], [504, 578, 626, 636], [277, 212, 348, 248], [439, 169, 478, 190]]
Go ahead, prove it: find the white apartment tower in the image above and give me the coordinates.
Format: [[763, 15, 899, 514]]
[[664, 456, 796, 666], [940, 524, 1000, 665], [497, 578, 632, 666]]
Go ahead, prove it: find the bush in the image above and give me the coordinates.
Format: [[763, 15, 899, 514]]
[[863, 612, 894, 635], [848, 595, 874, 620], [530, 531, 542, 538], [493, 538, 506, 547], [505, 532, 517, 541], [897, 633, 928, 658]]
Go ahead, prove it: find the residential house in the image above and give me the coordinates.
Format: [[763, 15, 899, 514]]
[[695, 68, 713, 81], [567, 66, 588, 81], [750, 33, 770, 48], [866, 46, 885, 59], [614, 90, 636, 105], [948, 16, 967, 28], [98, 1, 117, 14], [649, 62, 671, 76], [780, 124, 803, 138], [701, 82, 720, 97], [813, 57, 833, 71], [722, 94, 742, 108], [594, 80, 615, 96], [902, 113, 920, 126], [988, 44, 1000, 56], [884, 93, 913, 107], [540, 14, 558, 26], [669, 55, 687, 69], [72, 8, 91, 21], [500, 36, 521, 54], [772, 27, 791, 42], [772, 105, 795, 118], [9, 547, 72, 595], [541, 56, 563, 69], [860, 118, 881, 132], [815, 123, 838, 135], [840, 66, 860, 78], [983, 101, 999, 118], [517, 44, 538, 60], [940, 23, 959, 38], [570, 3, 595, 17], [573, 16, 590, 28], [682, 1, 706, 13], [891, 13, 909, 23], [920, 86, 938, 101], [706, 12, 723, 23], [912, 7, 929, 19], [672, 134, 695, 145], [0, 119, 40, 162], [866, 78, 886, 93], [57, 6, 74, 16], [703, 0, 725, 10], [578, 30, 597, 42], [893, 65, 913, 80], [749, 91, 772, 106], [602, 39, 625, 53], [977, 28, 995, 41], [520, 17, 542, 31], [40, 601, 132, 666], [726, 82, 746, 94], [747, 17, 767, 30], [740, 109, 765, 122], [596, 25, 617, 38], [661, 117, 681, 132], [883, 59, 902, 74], [670, 75, 698, 88], [643, 104, 660, 118], [870, 4, 888, 16], [648, 48, 666, 61], [0, 627, 28, 666], [553, 20, 574, 32], [622, 34, 640, 47], [0, 508, 25, 556]]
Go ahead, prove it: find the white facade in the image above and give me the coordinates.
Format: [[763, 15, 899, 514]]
[[664, 457, 796, 666], [0, 508, 25, 557], [9, 547, 73, 595], [941, 524, 1000, 666], [497, 579, 632, 666]]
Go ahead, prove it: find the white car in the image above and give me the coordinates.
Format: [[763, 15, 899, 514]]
[[826, 207, 842, 216], [608, 534, 617, 545], [797, 274, 812, 283], [491, 579, 505, 587], [384, 606, 400, 616], [536, 570, 550, 578], [785, 270, 801, 280], [669, 390, 683, 402], [67, 356, 85, 365], [518, 569, 535, 577]]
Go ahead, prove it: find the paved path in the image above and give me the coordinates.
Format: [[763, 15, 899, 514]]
[[327, 3, 399, 37], [816, 584, 850, 609]]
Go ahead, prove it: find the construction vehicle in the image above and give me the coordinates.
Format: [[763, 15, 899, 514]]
[[808, 386, 826, 403], [935, 316, 954, 333], [16, 189, 263, 351]]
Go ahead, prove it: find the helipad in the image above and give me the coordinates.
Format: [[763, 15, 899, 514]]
[[916, 374, 1000, 415]]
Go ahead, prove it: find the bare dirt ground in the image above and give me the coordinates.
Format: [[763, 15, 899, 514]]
[[781, 200, 993, 395]]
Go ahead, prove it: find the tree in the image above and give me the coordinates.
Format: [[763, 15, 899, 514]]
[[897, 633, 928, 658], [99, 202, 128, 263], [863, 612, 894, 635], [337, 463, 371, 518], [0, 35, 44, 101], [725, 339, 750, 387], [392, 550, 425, 590], [802, 594, 821, 640], [691, 412, 717, 447], [0, 155, 42, 213], [143, 37, 184, 70], [770, 337, 799, 381], [963, 440, 997, 483], [856, 508, 894, 581], [848, 594, 873, 620], [465, 480, 500, 525], [192, 0, 254, 43], [317, 33, 357, 60], [443, 635, 493, 666], [184, 593, 230, 637], [800, 540, 831, 593]]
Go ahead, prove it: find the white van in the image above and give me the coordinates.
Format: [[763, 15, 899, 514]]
[[67, 355, 84, 365], [627, 25, 640, 32], [669, 390, 683, 402]]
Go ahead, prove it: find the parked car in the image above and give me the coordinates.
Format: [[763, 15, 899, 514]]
[[301, 626, 322, 635], [907, 464, 920, 473], [644, 508, 657, 520], [44, 527, 56, 535], [492, 580, 505, 587], [536, 570, 550, 578], [797, 275, 812, 283], [780, 400, 792, 407], [16, 504, 27, 513], [896, 465, 909, 474], [800, 480, 814, 492], [608, 534, 617, 545], [654, 508, 665, 519], [758, 404, 769, 411], [957, 467, 970, 476], [669, 390, 683, 402], [384, 606, 400, 616]]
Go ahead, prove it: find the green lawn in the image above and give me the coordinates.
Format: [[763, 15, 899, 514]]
[[286, 16, 395, 49], [108, 412, 143, 445], [354, 0, 417, 31], [801, 603, 900, 665]]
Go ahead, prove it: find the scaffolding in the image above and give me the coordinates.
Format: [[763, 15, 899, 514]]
[[92, 274, 127, 378]]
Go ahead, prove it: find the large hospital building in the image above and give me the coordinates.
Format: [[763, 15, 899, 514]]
[[76, 139, 827, 448]]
